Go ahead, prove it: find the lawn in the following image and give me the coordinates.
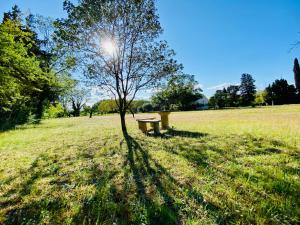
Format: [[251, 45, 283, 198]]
[[0, 105, 299, 224]]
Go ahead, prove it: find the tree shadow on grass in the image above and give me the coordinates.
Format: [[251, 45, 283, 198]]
[[163, 128, 208, 139], [2, 132, 298, 224], [122, 134, 223, 224], [123, 134, 180, 224], [71, 132, 299, 224], [1, 146, 119, 225], [155, 132, 300, 224], [146, 128, 208, 139], [0, 134, 219, 224], [0, 117, 42, 132], [1, 154, 69, 224]]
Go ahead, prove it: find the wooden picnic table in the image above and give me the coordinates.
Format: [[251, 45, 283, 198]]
[[136, 111, 172, 135], [136, 118, 161, 135]]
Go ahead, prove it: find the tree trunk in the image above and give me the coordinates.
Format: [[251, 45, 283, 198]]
[[120, 111, 127, 135], [35, 98, 45, 120]]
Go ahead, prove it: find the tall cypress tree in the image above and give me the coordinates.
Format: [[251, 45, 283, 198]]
[[293, 58, 300, 93], [240, 73, 256, 106]]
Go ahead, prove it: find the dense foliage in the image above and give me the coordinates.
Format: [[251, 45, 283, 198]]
[[0, 6, 83, 129], [97, 99, 150, 114], [43, 102, 65, 118], [265, 79, 298, 105], [0, 8, 60, 129]]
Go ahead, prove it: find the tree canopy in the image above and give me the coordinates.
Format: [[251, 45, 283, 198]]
[[152, 74, 203, 111]]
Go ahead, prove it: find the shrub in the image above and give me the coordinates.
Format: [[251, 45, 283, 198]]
[[141, 103, 153, 112], [43, 103, 65, 118]]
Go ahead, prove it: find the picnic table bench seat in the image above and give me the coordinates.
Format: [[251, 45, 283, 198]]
[[136, 118, 161, 135]]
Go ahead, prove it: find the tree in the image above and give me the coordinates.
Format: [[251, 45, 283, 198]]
[[0, 18, 45, 129], [130, 100, 149, 113], [98, 100, 118, 114], [293, 58, 300, 93], [226, 85, 240, 107], [209, 85, 240, 109], [151, 74, 203, 111], [240, 73, 256, 106], [255, 90, 267, 106], [209, 89, 228, 109], [27, 14, 77, 78], [25, 14, 79, 119], [0, 6, 77, 129], [54, 0, 180, 134], [265, 79, 298, 105], [0, 6, 79, 130], [83, 102, 100, 118], [141, 103, 154, 112], [69, 86, 89, 117]]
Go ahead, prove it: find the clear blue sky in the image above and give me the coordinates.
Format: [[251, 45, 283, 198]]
[[1, 0, 300, 97]]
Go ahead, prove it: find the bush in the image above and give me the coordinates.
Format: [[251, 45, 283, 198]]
[[43, 103, 65, 119], [141, 103, 153, 112]]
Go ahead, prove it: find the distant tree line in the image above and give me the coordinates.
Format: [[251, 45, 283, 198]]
[[209, 60, 300, 109], [209, 73, 257, 108], [80, 74, 204, 117], [71, 74, 204, 117], [79, 99, 153, 117]]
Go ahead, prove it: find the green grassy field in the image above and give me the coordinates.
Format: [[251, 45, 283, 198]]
[[0, 105, 299, 224]]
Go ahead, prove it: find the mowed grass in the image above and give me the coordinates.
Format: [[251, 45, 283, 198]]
[[0, 105, 299, 224]]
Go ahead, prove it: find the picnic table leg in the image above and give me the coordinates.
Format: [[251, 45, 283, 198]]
[[138, 122, 147, 133], [158, 112, 170, 129], [152, 122, 160, 135], [150, 122, 154, 129]]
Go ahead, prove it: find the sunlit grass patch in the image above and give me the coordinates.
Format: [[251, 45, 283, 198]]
[[0, 105, 299, 224]]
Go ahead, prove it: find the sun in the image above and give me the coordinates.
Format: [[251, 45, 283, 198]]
[[101, 38, 117, 56]]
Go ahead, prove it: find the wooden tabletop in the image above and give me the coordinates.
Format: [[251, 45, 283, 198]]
[[136, 119, 161, 123]]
